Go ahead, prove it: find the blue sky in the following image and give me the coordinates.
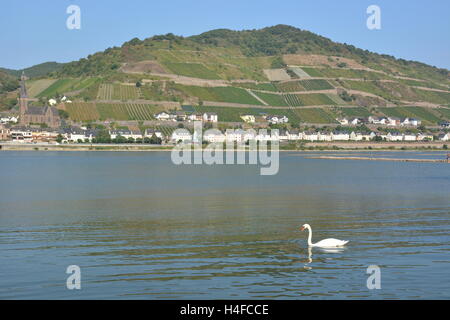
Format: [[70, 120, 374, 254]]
[[1, 0, 449, 70]]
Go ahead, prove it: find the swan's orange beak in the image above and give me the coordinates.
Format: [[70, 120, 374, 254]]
[[300, 226, 305, 231]]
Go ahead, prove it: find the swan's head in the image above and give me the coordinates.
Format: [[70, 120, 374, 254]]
[[300, 224, 311, 231]]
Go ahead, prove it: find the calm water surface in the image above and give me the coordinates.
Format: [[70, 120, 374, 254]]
[[0, 151, 449, 299]]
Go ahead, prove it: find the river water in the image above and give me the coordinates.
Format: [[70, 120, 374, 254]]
[[0, 151, 449, 299]]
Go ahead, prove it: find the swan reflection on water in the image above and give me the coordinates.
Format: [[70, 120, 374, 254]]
[[303, 246, 347, 269]]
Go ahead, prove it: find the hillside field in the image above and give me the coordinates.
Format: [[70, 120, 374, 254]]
[[4, 25, 448, 125]]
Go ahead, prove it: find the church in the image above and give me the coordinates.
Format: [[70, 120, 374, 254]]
[[19, 72, 61, 128]]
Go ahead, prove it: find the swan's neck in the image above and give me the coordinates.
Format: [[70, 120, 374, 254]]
[[306, 226, 313, 246]]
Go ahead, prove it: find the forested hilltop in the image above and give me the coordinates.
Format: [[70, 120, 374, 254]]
[[53, 25, 449, 83]]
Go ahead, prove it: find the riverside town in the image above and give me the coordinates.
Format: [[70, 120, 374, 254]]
[[1, 73, 449, 151]]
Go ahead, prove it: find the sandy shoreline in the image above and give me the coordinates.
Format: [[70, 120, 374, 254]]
[[306, 155, 449, 163]]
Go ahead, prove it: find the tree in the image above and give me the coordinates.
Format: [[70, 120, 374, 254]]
[[113, 135, 127, 144], [153, 135, 162, 144], [95, 129, 111, 143], [373, 135, 383, 142], [126, 37, 142, 46], [58, 110, 69, 119], [339, 90, 354, 102], [56, 134, 63, 143]]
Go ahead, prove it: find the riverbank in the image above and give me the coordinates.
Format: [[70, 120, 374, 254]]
[[0, 141, 448, 152], [0, 142, 447, 152], [0, 143, 173, 152]]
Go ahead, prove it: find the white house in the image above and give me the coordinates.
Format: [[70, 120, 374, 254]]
[[171, 129, 192, 142], [203, 113, 218, 123], [30, 128, 59, 142], [225, 129, 245, 142], [387, 117, 401, 126], [350, 132, 364, 141], [416, 133, 434, 141], [174, 111, 188, 121], [336, 118, 349, 125], [350, 118, 362, 126], [60, 96, 72, 103], [240, 115, 256, 123], [403, 133, 417, 141], [360, 132, 376, 141], [302, 132, 319, 141], [401, 118, 421, 127], [287, 130, 300, 141], [401, 118, 411, 126], [266, 115, 288, 124], [84, 130, 95, 142], [368, 116, 387, 125], [332, 132, 350, 141], [438, 133, 449, 141], [203, 130, 225, 143], [243, 130, 257, 142], [256, 131, 272, 141], [129, 130, 143, 140], [0, 116, 18, 124], [187, 113, 203, 122], [10, 127, 33, 142], [110, 129, 142, 140], [65, 128, 88, 142], [318, 132, 333, 141], [387, 132, 403, 141], [154, 112, 173, 121], [144, 129, 164, 139], [48, 98, 57, 106]]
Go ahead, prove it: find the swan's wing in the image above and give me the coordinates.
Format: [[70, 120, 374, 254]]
[[313, 238, 349, 247]]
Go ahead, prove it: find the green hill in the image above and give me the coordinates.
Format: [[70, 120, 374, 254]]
[[2, 25, 449, 122], [54, 25, 449, 83], [0, 62, 65, 79]]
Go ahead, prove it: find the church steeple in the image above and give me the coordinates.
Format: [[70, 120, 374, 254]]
[[19, 71, 28, 118]]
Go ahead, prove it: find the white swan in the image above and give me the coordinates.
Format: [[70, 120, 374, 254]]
[[300, 224, 349, 247]]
